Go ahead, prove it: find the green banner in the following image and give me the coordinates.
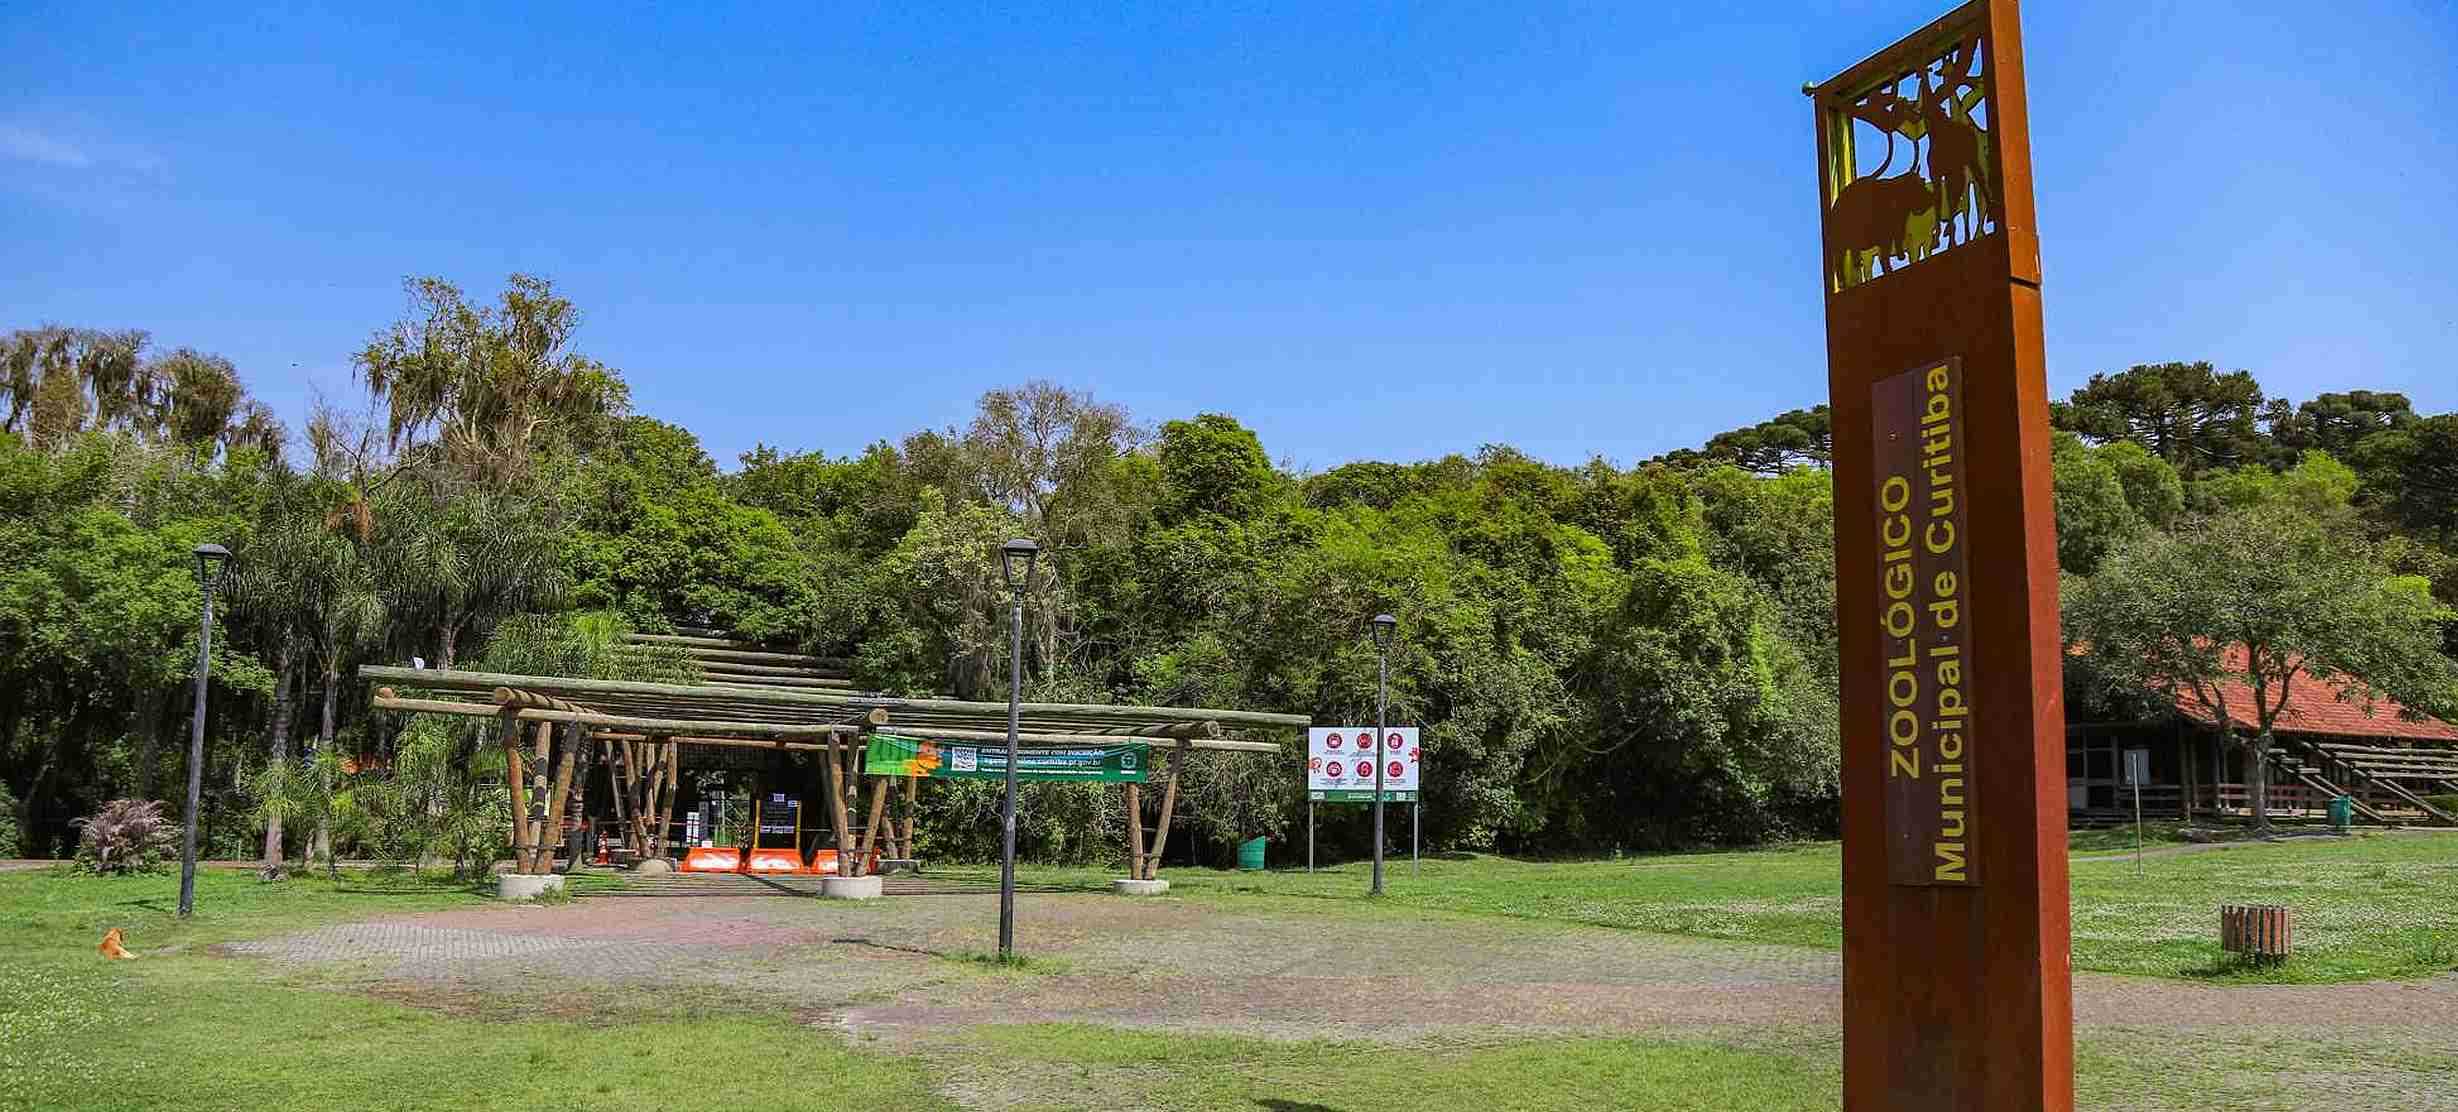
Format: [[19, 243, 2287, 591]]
[[865, 734, 1149, 783]]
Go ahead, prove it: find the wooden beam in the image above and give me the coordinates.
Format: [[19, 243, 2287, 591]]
[[360, 664, 1313, 730], [703, 676, 857, 691], [373, 693, 861, 739], [886, 724, 1276, 753], [694, 659, 850, 679], [671, 646, 850, 668]]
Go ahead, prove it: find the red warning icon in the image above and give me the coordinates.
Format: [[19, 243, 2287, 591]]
[[1387, 761, 1404, 779], [1326, 733, 1344, 749], [1385, 732, 1404, 750], [1355, 760, 1373, 777]]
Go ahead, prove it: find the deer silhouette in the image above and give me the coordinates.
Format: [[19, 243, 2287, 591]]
[[1917, 35, 1992, 246], [1826, 89, 1940, 287]]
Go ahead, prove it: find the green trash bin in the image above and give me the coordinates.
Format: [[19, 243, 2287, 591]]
[[1237, 836, 1267, 871], [2328, 795, 2354, 831]]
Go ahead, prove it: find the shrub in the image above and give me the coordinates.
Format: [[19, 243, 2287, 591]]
[[70, 799, 179, 875], [0, 781, 20, 857], [2424, 794, 2458, 818]]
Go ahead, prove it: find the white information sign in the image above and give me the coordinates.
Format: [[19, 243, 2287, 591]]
[[1307, 726, 1419, 802]]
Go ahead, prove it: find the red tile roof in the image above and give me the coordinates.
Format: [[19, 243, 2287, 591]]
[[2171, 646, 2458, 743]]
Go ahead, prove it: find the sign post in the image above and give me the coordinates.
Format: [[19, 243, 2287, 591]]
[[1307, 727, 1421, 878], [2124, 748, 2149, 877], [1808, 2, 2072, 1109]]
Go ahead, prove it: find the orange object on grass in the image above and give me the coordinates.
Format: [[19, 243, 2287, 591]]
[[680, 846, 745, 873], [742, 846, 806, 874], [806, 850, 882, 877]]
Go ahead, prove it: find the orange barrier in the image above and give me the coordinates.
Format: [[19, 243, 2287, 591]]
[[680, 846, 745, 873], [742, 846, 806, 875], [807, 850, 881, 877]]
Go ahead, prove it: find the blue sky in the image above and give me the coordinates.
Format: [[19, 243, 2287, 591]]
[[5, 2, 2453, 472]]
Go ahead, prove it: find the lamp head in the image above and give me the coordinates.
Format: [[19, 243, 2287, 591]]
[[1000, 538, 1041, 591], [1369, 612, 1397, 649], [194, 543, 232, 593]]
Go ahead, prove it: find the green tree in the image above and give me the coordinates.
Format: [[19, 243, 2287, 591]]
[[2065, 504, 2458, 832], [1155, 413, 1277, 524], [2053, 361, 2270, 477], [1689, 406, 1834, 474], [2271, 390, 2418, 460], [2051, 433, 2144, 576], [354, 273, 629, 484]]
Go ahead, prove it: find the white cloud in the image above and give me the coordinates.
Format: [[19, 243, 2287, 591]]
[[0, 125, 95, 168], [0, 124, 163, 174]]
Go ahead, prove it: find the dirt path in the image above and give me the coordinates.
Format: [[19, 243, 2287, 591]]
[[221, 891, 2458, 1041]]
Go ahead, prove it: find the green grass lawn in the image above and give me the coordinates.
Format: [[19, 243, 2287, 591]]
[[962, 1025, 1839, 1112], [0, 869, 947, 1112], [3, 844, 2453, 1110], [0, 868, 1834, 1111], [1153, 831, 2458, 983]]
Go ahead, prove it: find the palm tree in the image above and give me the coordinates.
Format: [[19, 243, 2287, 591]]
[[229, 469, 383, 876]]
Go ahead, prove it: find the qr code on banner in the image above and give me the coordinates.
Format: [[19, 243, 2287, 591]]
[[951, 747, 978, 773]]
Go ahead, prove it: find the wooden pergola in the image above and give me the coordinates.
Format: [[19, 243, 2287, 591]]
[[360, 632, 1308, 881]]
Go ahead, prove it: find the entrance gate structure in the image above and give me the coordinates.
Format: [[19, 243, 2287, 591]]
[[1807, 2, 2072, 1109], [361, 630, 1307, 885]]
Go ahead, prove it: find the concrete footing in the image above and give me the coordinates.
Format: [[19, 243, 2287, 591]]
[[1111, 878, 1170, 896], [496, 873, 566, 901], [633, 857, 674, 875], [820, 875, 884, 900]]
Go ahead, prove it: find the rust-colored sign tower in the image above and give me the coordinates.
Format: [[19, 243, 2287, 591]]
[[1807, 1, 2072, 1108]]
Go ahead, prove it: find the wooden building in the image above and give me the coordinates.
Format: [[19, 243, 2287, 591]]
[[2067, 651, 2458, 827], [359, 629, 1309, 880]]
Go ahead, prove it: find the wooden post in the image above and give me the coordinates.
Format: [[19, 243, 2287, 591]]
[[532, 721, 559, 862], [1144, 748, 1184, 881], [900, 774, 919, 859], [499, 713, 535, 872], [538, 723, 582, 873], [853, 778, 891, 877], [603, 737, 631, 848], [653, 742, 678, 858], [1810, 3, 2071, 1109], [1125, 782, 1140, 875], [821, 733, 854, 862]]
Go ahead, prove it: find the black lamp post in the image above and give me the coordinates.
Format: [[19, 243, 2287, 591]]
[[179, 543, 232, 918], [1369, 612, 1396, 896], [997, 537, 1039, 959]]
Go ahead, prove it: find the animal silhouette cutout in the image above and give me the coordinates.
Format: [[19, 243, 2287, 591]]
[[1822, 33, 1999, 288], [98, 927, 136, 960], [1827, 90, 1940, 286], [1916, 34, 1993, 246]]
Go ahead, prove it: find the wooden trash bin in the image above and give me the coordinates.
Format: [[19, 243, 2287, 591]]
[[2220, 904, 2293, 963]]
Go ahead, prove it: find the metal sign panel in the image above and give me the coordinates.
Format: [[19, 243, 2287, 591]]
[[1307, 727, 1419, 800], [1871, 358, 1976, 886], [864, 734, 1150, 783]]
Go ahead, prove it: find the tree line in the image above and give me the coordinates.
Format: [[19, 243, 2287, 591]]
[[4, 278, 2454, 868]]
